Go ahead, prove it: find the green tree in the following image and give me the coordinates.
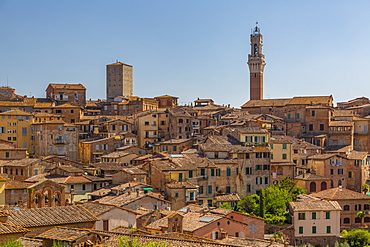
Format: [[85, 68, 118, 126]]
[[259, 188, 265, 218], [362, 184, 370, 195], [236, 194, 260, 215], [357, 211, 366, 228], [220, 202, 233, 210], [118, 237, 168, 247], [342, 229, 370, 247], [0, 240, 23, 247]]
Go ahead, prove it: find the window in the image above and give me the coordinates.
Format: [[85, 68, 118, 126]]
[[330, 169, 334, 175], [287, 113, 291, 119], [299, 226, 303, 234], [263, 165, 270, 170], [326, 226, 331, 233], [82, 184, 86, 190], [226, 186, 231, 194], [5, 152, 9, 158], [344, 205, 350, 211], [200, 168, 205, 176], [178, 119, 183, 124], [355, 204, 362, 211], [208, 185, 213, 194], [198, 186, 204, 194], [198, 200, 203, 205], [311, 110, 316, 117], [145, 121, 149, 126], [320, 124, 325, 131], [348, 171, 352, 178], [256, 165, 262, 170], [245, 167, 252, 175], [308, 124, 313, 131], [226, 168, 231, 176], [264, 177, 269, 184], [22, 127, 27, 136], [282, 143, 287, 149], [236, 167, 239, 175], [338, 169, 343, 175], [188, 170, 193, 178], [296, 113, 300, 119], [282, 154, 287, 160], [312, 212, 316, 219], [250, 224, 255, 234], [326, 212, 330, 219], [175, 193, 179, 197], [247, 184, 251, 192], [256, 177, 262, 184], [344, 218, 350, 224], [34, 169, 38, 175], [312, 226, 316, 234], [216, 169, 221, 177], [211, 169, 215, 176], [298, 213, 305, 220]]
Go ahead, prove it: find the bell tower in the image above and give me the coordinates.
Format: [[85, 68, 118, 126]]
[[248, 23, 266, 100]]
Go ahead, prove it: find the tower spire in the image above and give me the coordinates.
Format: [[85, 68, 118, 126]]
[[247, 23, 266, 100]]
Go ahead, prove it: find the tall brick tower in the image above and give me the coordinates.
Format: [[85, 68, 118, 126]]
[[248, 23, 266, 100], [106, 61, 133, 102]]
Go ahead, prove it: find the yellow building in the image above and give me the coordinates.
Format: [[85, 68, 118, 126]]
[[0, 109, 34, 153], [269, 136, 293, 162]]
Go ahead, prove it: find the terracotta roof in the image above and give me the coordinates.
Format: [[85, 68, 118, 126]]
[[310, 187, 370, 200], [81, 202, 117, 216], [215, 194, 240, 202], [53, 103, 80, 108], [18, 237, 43, 247], [0, 222, 29, 235], [1, 158, 41, 167], [63, 176, 92, 184], [290, 200, 342, 211], [120, 168, 147, 175], [5, 179, 30, 189], [346, 150, 368, 160], [36, 226, 91, 241], [94, 192, 169, 207], [101, 151, 132, 158], [154, 95, 179, 99], [0, 109, 33, 116], [241, 96, 333, 108], [5, 205, 98, 228], [47, 83, 86, 90], [165, 182, 198, 189], [107, 62, 132, 67], [329, 121, 353, 127], [146, 211, 224, 232], [158, 139, 192, 144], [294, 173, 330, 181]]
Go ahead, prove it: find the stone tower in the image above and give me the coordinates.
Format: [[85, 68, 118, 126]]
[[247, 24, 266, 100], [106, 61, 133, 102]]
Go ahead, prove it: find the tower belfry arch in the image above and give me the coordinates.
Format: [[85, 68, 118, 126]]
[[247, 22, 266, 100]]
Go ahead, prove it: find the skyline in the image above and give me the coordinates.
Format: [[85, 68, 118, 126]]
[[1, 1, 370, 107]]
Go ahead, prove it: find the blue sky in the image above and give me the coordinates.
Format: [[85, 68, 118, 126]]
[[1, 1, 370, 107]]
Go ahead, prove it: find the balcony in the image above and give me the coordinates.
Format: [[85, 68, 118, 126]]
[[54, 139, 66, 144]]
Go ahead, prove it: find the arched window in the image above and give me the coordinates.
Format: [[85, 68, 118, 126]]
[[321, 181, 327, 191], [365, 217, 370, 223], [338, 180, 342, 187], [343, 218, 350, 224], [309, 182, 316, 193], [355, 217, 362, 223], [343, 205, 350, 211], [330, 180, 334, 188]]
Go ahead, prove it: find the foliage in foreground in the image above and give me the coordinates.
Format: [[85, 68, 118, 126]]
[[0, 240, 23, 247], [118, 237, 168, 247], [233, 176, 305, 224], [342, 229, 370, 247]]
